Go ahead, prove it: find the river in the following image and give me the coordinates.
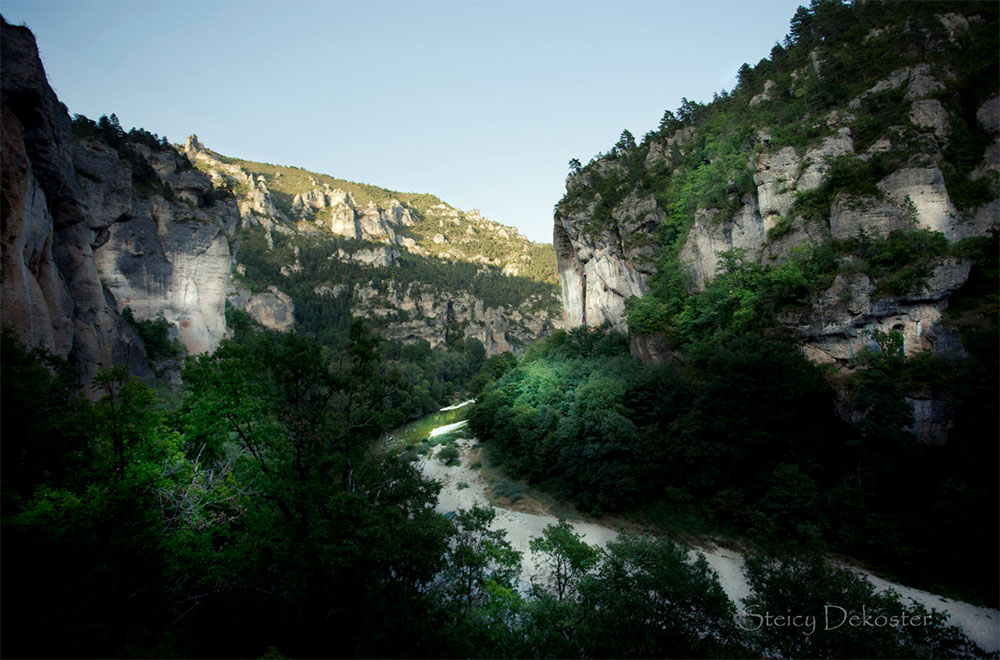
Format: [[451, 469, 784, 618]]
[[414, 414, 999, 653]]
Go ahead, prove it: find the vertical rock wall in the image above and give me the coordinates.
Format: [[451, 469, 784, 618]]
[[1, 20, 149, 387]]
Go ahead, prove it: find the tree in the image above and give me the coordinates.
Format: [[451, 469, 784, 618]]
[[677, 97, 702, 124], [438, 505, 522, 617], [615, 129, 636, 154], [529, 520, 599, 601], [463, 337, 487, 376], [577, 535, 742, 657], [788, 5, 814, 46], [742, 554, 983, 659], [736, 62, 755, 93], [568, 158, 582, 174], [92, 365, 157, 479], [659, 109, 681, 133]]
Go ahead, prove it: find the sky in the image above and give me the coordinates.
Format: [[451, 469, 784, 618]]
[[2, 0, 805, 244]]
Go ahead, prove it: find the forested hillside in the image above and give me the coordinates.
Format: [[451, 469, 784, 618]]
[[1, 323, 988, 658]]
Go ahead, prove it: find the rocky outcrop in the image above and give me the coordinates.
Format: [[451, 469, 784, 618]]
[[556, 66, 998, 338], [553, 41, 999, 445], [82, 135, 237, 358], [227, 285, 295, 332], [182, 138, 288, 252], [335, 246, 399, 267], [349, 280, 556, 355], [181, 137, 561, 353], [554, 191, 661, 331], [2, 20, 563, 392], [287, 185, 413, 244], [791, 259, 971, 364], [1, 20, 149, 388]]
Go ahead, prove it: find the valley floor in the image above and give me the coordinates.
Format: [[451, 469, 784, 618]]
[[416, 415, 1000, 653]]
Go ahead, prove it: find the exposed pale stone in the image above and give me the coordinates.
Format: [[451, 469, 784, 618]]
[[909, 99, 950, 142], [848, 65, 945, 109], [749, 79, 776, 107], [228, 285, 295, 332], [314, 283, 348, 297], [798, 128, 855, 191], [877, 166, 958, 236], [828, 195, 909, 240], [1, 23, 150, 388], [335, 246, 399, 267], [937, 13, 971, 41], [755, 146, 799, 220], [977, 96, 1000, 134]]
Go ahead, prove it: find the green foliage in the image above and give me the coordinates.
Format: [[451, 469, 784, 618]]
[[0, 329, 90, 505], [471, 311, 997, 604], [850, 86, 913, 152], [767, 214, 796, 240], [121, 307, 184, 363], [72, 113, 167, 193], [217, 153, 439, 216], [847, 227, 949, 297], [438, 445, 460, 465], [529, 520, 600, 601], [491, 479, 526, 503], [234, 226, 558, 337], [6, 2, 999, 655], [439, 505, 523, 617], [630, 227, 955, 344], [742, 554, 985, 658], [216, 154, 559, 286], [946, 230, 1000, 363], [576, 535, 741, 658]]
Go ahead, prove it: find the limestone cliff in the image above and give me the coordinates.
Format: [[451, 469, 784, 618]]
[[1, 19, 149, 387], [555, 7, 998, 365], [553, 5, 998, 444], [185, 139, 562, 355], [2, 19, 560, 380], [87, 140, 238, 357]]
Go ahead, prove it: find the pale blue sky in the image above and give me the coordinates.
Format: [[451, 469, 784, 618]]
[[3, 0, 804, 243]]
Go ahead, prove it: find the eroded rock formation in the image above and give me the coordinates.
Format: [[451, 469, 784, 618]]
[[1, 20, 149, 387]]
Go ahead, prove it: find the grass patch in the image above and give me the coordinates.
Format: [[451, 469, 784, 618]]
[[391, 406, 469, 446], [492, 479, 527, 503]]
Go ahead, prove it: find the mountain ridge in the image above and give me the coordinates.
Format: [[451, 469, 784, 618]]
[[1, 14, 561, 389]]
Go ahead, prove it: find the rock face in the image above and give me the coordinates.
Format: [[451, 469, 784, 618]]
[[2, 20, 237, 388], [789, 259, 972, 365], [349, 280, 556, 355], [555, 62, 999, 348], [2, 20, 560, 380], [1, 20, 149, 387], [554, 191, 661, 330], [88, 143, 237, 357], [187, 138, 562, 356], [553, 15, 1000, 443], [227, 286, 295, 332]]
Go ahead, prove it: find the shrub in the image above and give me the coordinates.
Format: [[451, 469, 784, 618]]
[[121, 308, 183, 362], [493, 479, 526, 502], [438, 446, 460, 466]]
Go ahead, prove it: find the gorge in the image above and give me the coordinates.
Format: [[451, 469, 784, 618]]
[[2, 1, 998, 658]]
